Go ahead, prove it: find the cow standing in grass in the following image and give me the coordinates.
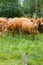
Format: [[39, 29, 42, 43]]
[[3, 17, 39, 40], [8, 18, 39, 38], [6, 18, 18, 36], [20, 18, 39, 40], [0, 17, 8, 33]]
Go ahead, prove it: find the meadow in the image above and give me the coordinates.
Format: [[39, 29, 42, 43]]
[[0, 33, 43, 65]]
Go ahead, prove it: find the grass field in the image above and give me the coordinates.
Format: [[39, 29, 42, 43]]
[[0, 33, 43, 65]]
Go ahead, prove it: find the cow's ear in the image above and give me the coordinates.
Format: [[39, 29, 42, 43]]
[[42, 19, 43, 22], [31, 20, 33, 22]]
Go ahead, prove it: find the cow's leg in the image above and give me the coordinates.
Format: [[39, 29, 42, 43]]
[[18, 27, 22, 36], [31, 34, 35, 40], [19, 30, 22, 37], [5, 29, 9, 36], [11, 30, 14, 37]]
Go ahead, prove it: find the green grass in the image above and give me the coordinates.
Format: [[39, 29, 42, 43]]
[[0, 33, 43, 65]]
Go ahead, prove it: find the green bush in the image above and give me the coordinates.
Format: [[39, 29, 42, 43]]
[[0, 2, 24, 17]]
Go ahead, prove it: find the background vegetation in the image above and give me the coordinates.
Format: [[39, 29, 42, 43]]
[[0, 0, 43, 18]]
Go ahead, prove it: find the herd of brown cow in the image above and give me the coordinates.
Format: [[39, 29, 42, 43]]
[[0, 17, 43, 39]]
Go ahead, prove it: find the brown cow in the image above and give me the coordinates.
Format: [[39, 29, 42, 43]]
[[5, 17, 28, 36], [0, 17, 8, 32], [21, 18, 39, 33], [3, 17, 39, 38], [20, 18, 39, 40], [5, 18, 18, 36]]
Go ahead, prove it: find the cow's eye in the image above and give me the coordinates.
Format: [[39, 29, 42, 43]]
[[31, 20, 33, 22]]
